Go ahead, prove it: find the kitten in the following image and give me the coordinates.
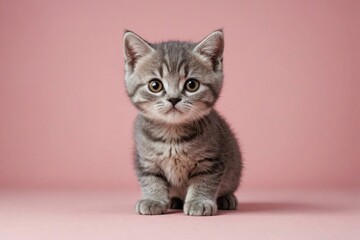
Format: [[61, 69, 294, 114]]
[[123, 30, 243, 216]]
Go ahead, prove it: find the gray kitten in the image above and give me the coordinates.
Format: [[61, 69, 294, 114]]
[[123, 30, 243, 216]]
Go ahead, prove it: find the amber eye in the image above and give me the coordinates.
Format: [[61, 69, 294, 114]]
[[148, 79, 164, 93], [184, 78, 200, 92]]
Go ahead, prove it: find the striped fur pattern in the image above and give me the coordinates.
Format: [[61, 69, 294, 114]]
[[123, 30, 243, 216]]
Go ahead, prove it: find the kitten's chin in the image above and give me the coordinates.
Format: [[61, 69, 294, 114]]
[[146, 112, 188, 124]]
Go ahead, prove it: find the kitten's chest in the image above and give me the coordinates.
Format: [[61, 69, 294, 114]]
[[156, 144, 195, 187]]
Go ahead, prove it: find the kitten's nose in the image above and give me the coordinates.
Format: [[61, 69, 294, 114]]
[[168, 98, 182, 106]]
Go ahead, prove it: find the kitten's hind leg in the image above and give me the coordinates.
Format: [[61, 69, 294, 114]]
[[170, 197, 184, 209], [217, 193, 238, 210]]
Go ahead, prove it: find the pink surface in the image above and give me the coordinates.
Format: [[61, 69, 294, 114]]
[[0, 189, 359, 240], [0, 0, 360, 190]]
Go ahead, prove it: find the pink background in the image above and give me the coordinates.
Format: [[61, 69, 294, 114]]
[[0, 0, 359, 190]]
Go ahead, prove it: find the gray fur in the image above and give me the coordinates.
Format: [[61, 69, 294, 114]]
[[123, 30, 243, 216]]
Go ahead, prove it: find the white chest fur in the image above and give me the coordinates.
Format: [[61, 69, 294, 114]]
[[155, 143, 196, 187]]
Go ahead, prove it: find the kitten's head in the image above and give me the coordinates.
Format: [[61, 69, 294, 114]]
[[123, 30, 224, 124]]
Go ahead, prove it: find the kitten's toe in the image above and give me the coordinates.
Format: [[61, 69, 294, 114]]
[[217, 194, 238, 210], [136, 199, 169, 215], [184, 199, 217, 216], [170, 197, 184, 209]]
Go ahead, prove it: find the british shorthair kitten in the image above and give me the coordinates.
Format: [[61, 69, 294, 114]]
[[123, 30, 243, 216]]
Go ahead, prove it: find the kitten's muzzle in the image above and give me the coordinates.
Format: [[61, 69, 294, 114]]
[[167, 98, 182, 106]]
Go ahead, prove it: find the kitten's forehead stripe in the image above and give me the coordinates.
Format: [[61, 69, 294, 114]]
[[184, 64, 189, 78], [177, 59, 186, 75], [170, 55, 180, 74], [163, 54, 171, 73], [162, 62, 169, 76], [158, 65, 163, 78]]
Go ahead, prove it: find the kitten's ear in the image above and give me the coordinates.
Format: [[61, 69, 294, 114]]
[[193, 30, 224, 71], [123, 30, 154, 71]]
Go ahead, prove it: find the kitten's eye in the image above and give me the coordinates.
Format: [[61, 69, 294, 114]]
[[148, 79, 164, 93], [184, 78, 200, 92]]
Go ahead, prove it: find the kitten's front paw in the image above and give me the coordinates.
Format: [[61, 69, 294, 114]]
[[136, 199, 169, 215], [184, 199, 217, 216]]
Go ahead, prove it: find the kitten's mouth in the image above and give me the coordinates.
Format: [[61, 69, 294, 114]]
[[165, 107, 182, 114]]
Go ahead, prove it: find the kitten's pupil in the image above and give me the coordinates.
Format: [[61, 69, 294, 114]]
[[148, 79, 163, 93], [187, 81, 196, 89], [185, 79, 200, 92]]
